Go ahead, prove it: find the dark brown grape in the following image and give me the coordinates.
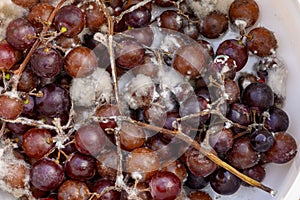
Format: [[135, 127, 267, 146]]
[[75, 124, 107, 156], [115, 39, 145, 69], [53, 5, 85, 37], [30, 47, 63, 78], [126, 148, 160, 182], [229, 0, 259, 28], [91, 179, 121, 200], [0, 42, 17, 70], [64, 46, 98, 78], [242, 164, 266, 186], [185, 169, 209, 190], [81, 2, 106, 32], [6, 122, 31, 135], [158, 10, 183, 31], [188, 191, 212, 200], [17, 66, 39, 92], [95, 104, 120, 130], [211, 55, 237, 79], [186, 148, 217, 177], [242, 82, 274, 111], [247, 27, 277, 57], [0, 95, 23, 120], [21, 95, 36, 117], [226, 103, 251, 127], [265, 132, 297, 164], [224, 78, 240, 104], [35, 84, 71, 117], [96, 149, 118, 180], [6, 18, 37, 50], [250, 129, 274, 152], [199, 11, 228, 39], [182, 22, 199, 39], [27, 3, 54, 31], [57, 180, 90, 200], [12, 0, 39, 8], [173, 45, 208, 79], [125, 27, 154, 47], [227, 137, 260, 169], [154, 0, 173, 7], [30, 158, 64, 191], [209, 127, 234, 154], [22, 128, 54, 159], [216, 39, 248, 71], [264, 106, 289, 132], [64, 152, 96, 181], [210, 168, 241, 195], [125, 6, 151, 28], [149, 171, 181, 200]]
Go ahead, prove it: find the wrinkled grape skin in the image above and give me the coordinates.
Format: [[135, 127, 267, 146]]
[[6, 18, 37, 50], [265, 132, 297, 164], [30, 47, 63, 78], [149, 171, 181, 200], [35, 84, 71, 117], [54, 5, 85, 37], [30, 158, 64, 191], [22, 128, 54, 159], [210, 168, 241, 195]]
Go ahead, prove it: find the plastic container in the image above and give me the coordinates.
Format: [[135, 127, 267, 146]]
[[0, 0, 300, 199]]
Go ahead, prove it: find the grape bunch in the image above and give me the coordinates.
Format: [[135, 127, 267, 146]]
[[0, 0, 297, 199]]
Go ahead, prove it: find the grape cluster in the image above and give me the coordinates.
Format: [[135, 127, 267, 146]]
[[0, 0, 297, 200]]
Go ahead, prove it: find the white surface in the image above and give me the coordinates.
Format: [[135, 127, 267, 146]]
[[1, 0, 300, 200]]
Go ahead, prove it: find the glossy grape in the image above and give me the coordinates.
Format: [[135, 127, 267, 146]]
[[158, 10, 183, 31], [149, 171, 181, 200], [27, 3, 54, 31], [199, 11, 228, 39], [57, 180, 90, 200], [0, 42, 17, 70], [91, 179, 121, 200], [264, 106, 289, 132], [125, 6, 151, 28], [250, 129, 274, 152], [0, 95, 23, 120]]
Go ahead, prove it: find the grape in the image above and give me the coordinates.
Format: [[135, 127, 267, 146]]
[[96, 149, 118, 180], [126, 148, 160, 182], [224, 78, 240, 104], [211, 55, 237, 79], [95, 104, 120, 130], [161, 160, 188, 182], [125, 27, 154, 47], [185, 169, 209, 190], [6, 18, 37, 50], [183, 23, 199, 40], [229, 0, 260, 28], [265, 132, 297, 164], [216, 39, 248, 71], [115, 39, 145, 69], [91, 179, 121, 200], [27, 3, 54, 31], [30, 47, 63, 78], [173, 45, 208, 79], [199, 11, 229, 39], [57, 180, 90, 200], [120, 122, 145, 151], [188, 191, 212, 200], [209, 127, 234, 154], [75, 124, 107, 156], [227, 137, 259, 169], [149, 171, 181, 200], [242, 164, 266, 186], [30, 158, 64, 191], [226, 103, 251, 131], [210, 168, 241, 195], [6, 122, 31, 135], [53, 5, 85, 37], [64, 46, 98, 78], [0, 95, 23, 120], [247, 27, 277, 57], [3, 163, 28, 189], [186, 148, 217, 177], [35, 84, 71, 117], [242, 82, 274, 111], [64, 152, 96, 181], [158, 10, 183, 31], [250, 129, 274, 152], [17, 66, 39, 92], [154, 0, 173, 7], [81, 2, 106, 32], [264, 106, 289, 132], [125, 6, 151, 28], [0, 42, 17, 70], [22, 128, 54, 159]]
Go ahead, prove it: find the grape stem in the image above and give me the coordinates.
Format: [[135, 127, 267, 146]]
[[124, 117, 276, 195]]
